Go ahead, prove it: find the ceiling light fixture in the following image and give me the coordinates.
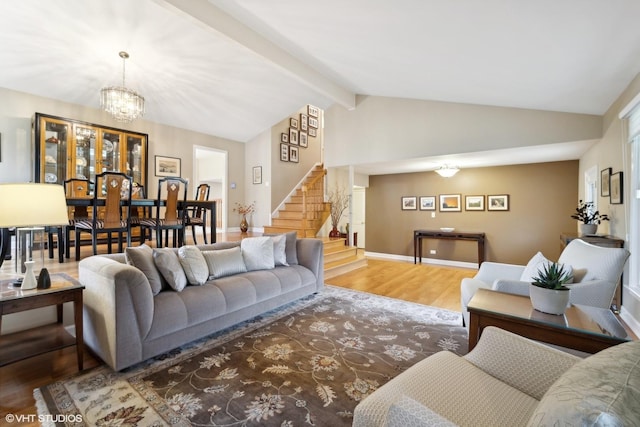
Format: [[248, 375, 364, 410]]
[[100, 51, 145, 123], [435, 165, 460, 178]]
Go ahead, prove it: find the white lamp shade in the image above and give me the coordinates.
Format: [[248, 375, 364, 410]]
[[0, 183, 69, 227], [435, 166, 460, 177]]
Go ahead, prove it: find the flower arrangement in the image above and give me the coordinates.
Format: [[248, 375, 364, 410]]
[[233, 201, 256, 215], [570, 200, 609, 224], [327, 188, 349, 230]]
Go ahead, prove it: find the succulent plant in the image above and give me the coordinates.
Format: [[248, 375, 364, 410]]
[[532, 262, 573, 290]]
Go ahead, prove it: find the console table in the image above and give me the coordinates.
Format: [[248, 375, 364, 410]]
[[413, 230, 485, 266]]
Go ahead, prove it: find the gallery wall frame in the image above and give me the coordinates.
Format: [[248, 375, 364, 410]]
[[299, 132, 308, 148], [439, 194, 461, 212], [402, 196, 417, 210], [465, 195, 485, 211], [487, 194, 510, 211], [280, 143, 289, 162], [281, 132, 289, 143], [601, 167, 612, 197], [252, 166, 262, 184], [419, 196, 436, 210], [289, 145, 299, 163], [155, 155, 181, 177], [610, 171, 623, 204]]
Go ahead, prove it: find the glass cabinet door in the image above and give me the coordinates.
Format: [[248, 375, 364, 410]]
[[125, 133, 146, 186], [73, 124, 98, 184], [39, 117, 70, 184], [100, 131, 121, 174]]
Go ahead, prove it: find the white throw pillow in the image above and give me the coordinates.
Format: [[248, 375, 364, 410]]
[[178, 245, 209, 285], [241, 236, 275, 271], [202, 247, 247, 279], [521, 251, 573, 284], [271, 234, 289, 266], [153, 248, 188, 292]]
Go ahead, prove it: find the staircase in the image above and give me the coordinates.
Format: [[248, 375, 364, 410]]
[[263, 164, 366, 277]]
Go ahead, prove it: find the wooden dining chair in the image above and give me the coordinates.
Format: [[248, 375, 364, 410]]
[[62, 178, 93, 259], [74, 172, 132, 260], [139, 177, 188, 248], [185, 183, 210, 244]]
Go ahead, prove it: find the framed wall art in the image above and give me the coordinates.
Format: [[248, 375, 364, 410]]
[[465, 195, 485, 211], [290, 118, 298, 129], [309, 117, 319, 129], [487, 194, 509, 211], [252, 166, 262, 184], [299, 132, 308, 148], [439, 194, 461, 212], [300, 113, 308, 131], [280, 143, 289, 162], [308, 128, 317, 138], [281, 132, 289, 143], [419, 196, 436, 211], [289, 128, 298, 145], [610, 171, 623, 204], [289, 145, 299, 163], [402, 196, 417, 210], [601, 167, 611, 197], [308, 105, 319, 118], [155, 155, 181, 177]]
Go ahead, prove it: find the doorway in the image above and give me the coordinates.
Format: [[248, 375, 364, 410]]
[[352, 187, 365, 248], [193, 146, 228, 233]]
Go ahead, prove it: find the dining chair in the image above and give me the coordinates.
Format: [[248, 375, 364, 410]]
[[62, 178, 93, 259], [139, 177, 188, 248], [185, 183, 210, 244], [74, 172, 132, 260]]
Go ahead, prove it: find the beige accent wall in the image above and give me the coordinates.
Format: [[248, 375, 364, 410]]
[[366, 161, 578, 265]]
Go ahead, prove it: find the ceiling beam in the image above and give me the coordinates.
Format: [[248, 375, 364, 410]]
[[155, 0, 356, 110]]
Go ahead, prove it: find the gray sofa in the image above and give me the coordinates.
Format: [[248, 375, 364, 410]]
[[79, 235, 324, 371]]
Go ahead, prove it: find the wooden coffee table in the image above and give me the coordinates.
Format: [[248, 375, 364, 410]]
[[467, 288, 630, 353]]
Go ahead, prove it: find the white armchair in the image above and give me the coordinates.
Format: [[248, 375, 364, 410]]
[[460, 239, 630, 326]]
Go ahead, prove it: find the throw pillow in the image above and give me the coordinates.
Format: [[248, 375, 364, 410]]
[[178, 245, 209, 285], [125, 244, 166, 295], [202, 247, 247, 279], [264, 231, 298, 265], [520, 252, 573, 284], [241, 236, 275, 271], [271, 234, 289, 266], [153, 248, 188, 292]]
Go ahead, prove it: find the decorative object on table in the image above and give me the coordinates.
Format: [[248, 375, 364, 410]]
[[419, 196, 436, 211], [0, 183, 69, 286], [154, 155, 181, 177], [465, 195, 485, 211], [434, 164, 459, 177], [21, 260, 37, 290], [252, 166, 262, 185], [570, 199, 609, 235], [100, 51, 145, 123], [487, 194, 510, 211], [37, 266, 51, 289], [530, 261, 573, 315], [328, 188, 349, 237], [233, 201, 255, 233], [439, 194, 461, 212], [401, 195, 417, 211], [601, 167, 612, 196], [610, 171, 623, 204]]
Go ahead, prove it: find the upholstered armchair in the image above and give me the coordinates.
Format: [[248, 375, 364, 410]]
[[460, 239, 630, 326]]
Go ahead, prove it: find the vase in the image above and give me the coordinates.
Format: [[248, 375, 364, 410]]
[[529, 283, 570, 315], [329, 226, 340, 238], [21, 260, 37, 290], [240, 214, 249, 233], [579, 223, 598, 236]]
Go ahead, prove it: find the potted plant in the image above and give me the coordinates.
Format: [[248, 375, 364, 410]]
[[529, 262, 573, 315], [327, 188, 349, 238], [570, 200, 609, 236], [233, 201, 255, 233]]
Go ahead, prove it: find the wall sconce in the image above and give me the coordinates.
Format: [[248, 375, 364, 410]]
[[435, 165, 460, 178]]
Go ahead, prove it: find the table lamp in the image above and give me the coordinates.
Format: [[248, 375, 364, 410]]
[[0, 183, 69, 289]]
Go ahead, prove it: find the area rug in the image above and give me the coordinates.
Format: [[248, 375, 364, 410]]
[[35, 286, 468, 426]]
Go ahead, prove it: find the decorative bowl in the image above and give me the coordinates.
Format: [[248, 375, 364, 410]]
[[440, 227, 455, 232]]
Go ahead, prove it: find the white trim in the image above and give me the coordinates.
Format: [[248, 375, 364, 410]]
[[364, 251, 479, 270], [271, 162, 323, 218], [620, 305, 640, 337], [619, 90, 640, 119]]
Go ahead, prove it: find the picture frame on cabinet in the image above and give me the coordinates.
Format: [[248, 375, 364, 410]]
[[280, 143, 289, 162], [465, 195, 485, 211], [155, 155, 181, 177], [487, 194, 510, 211], [289, 145, 299, 163], [281, 132, 289, 143], [601, 167, 612, 197], [439, 194, 461, 212], [610, 171, 623, 204], [308, 105, 319, 118], [419, 196, 436, 210], [299, 132, 308, 147], [289, 128, 298, 145], [402, 196, 417, 210], [252, 166, 262, 185]]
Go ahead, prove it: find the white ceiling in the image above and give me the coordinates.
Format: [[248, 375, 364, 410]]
[[1, 0, 640, 174]]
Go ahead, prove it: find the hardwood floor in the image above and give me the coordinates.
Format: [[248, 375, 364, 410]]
[[0, 233, 474, 424]]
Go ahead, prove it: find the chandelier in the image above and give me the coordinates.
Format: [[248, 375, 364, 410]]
[[435, 165, 460, 177], [100, 51, 145, 123]]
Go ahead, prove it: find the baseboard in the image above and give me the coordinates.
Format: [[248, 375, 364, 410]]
[[364, 251, 478, 269], [620, 306, 640, 337]]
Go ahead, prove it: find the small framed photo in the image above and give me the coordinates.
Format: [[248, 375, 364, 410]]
[[308, 105, 319, 118], [155, 155, 181, 177], [488, 194, 510, 211], [290, 118, 298, 129], [252, 166, 262, 185], [289, 145, 299, 163], [465, 195, 485, 211], [610, 171, 623, 204], [601, 167, 612, 197], [281, 132, 289, 143], [280, 143, 289, 162], [308, 128, 317, 137], [439, 194, 461, 212], [419, 196, 436, 211], [402, 196, 417, 210], [309, 117, 319, 129], [300, 113, 308, 131], [299, 132, 308, 147], [289, 128, 298, 145]]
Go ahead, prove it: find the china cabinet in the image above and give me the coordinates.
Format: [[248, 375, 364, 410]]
[[33, 113, 148, 190]]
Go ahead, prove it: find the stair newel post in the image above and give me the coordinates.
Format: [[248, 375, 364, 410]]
[[301, 184, 308, 229]]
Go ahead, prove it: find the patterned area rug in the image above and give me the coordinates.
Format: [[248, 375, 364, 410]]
[[35, 286, 468, 426]]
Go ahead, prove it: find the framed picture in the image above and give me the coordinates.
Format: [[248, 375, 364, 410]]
[[465, 195, 485, 211], [402, 196, 417, 210], [289, 128, 298, 145], [439, 194, 461, 212], [280, 143, 289, 162], [419, 196, 436, 211], [281, 132, 289, 143], [290, 118, 298, 129], [610, 171, 623, 204], [488, 194, 510, 211], [309, 117, 319, 129], [308, 105, 319, 118], [289, 145, 299, 163], [299, 132, 308, 147], [155, 155, 181, 177], [308, 128, 317, 137], [300, 113, 308, 131], [601, 167, 612, 197], [252, 166, 262, 184]]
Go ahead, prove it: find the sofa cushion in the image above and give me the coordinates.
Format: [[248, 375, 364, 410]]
[[202, 246, 247, 279], [271, 234, 289, 267], [264, 231, 298, 265], [386, 395, 457, 427], [178, 245, 209, 285], [241, 236, 275, 271], [153, 247, 188, 292], [125, 244, 166, 295], [527, 340, 640, 427], [520, 251, 573, 284]]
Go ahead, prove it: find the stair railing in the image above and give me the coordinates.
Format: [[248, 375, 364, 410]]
[[301, 168, 327, 228]]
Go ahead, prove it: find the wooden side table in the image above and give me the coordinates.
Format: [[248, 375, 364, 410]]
[[0, 274, 84, 370]]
